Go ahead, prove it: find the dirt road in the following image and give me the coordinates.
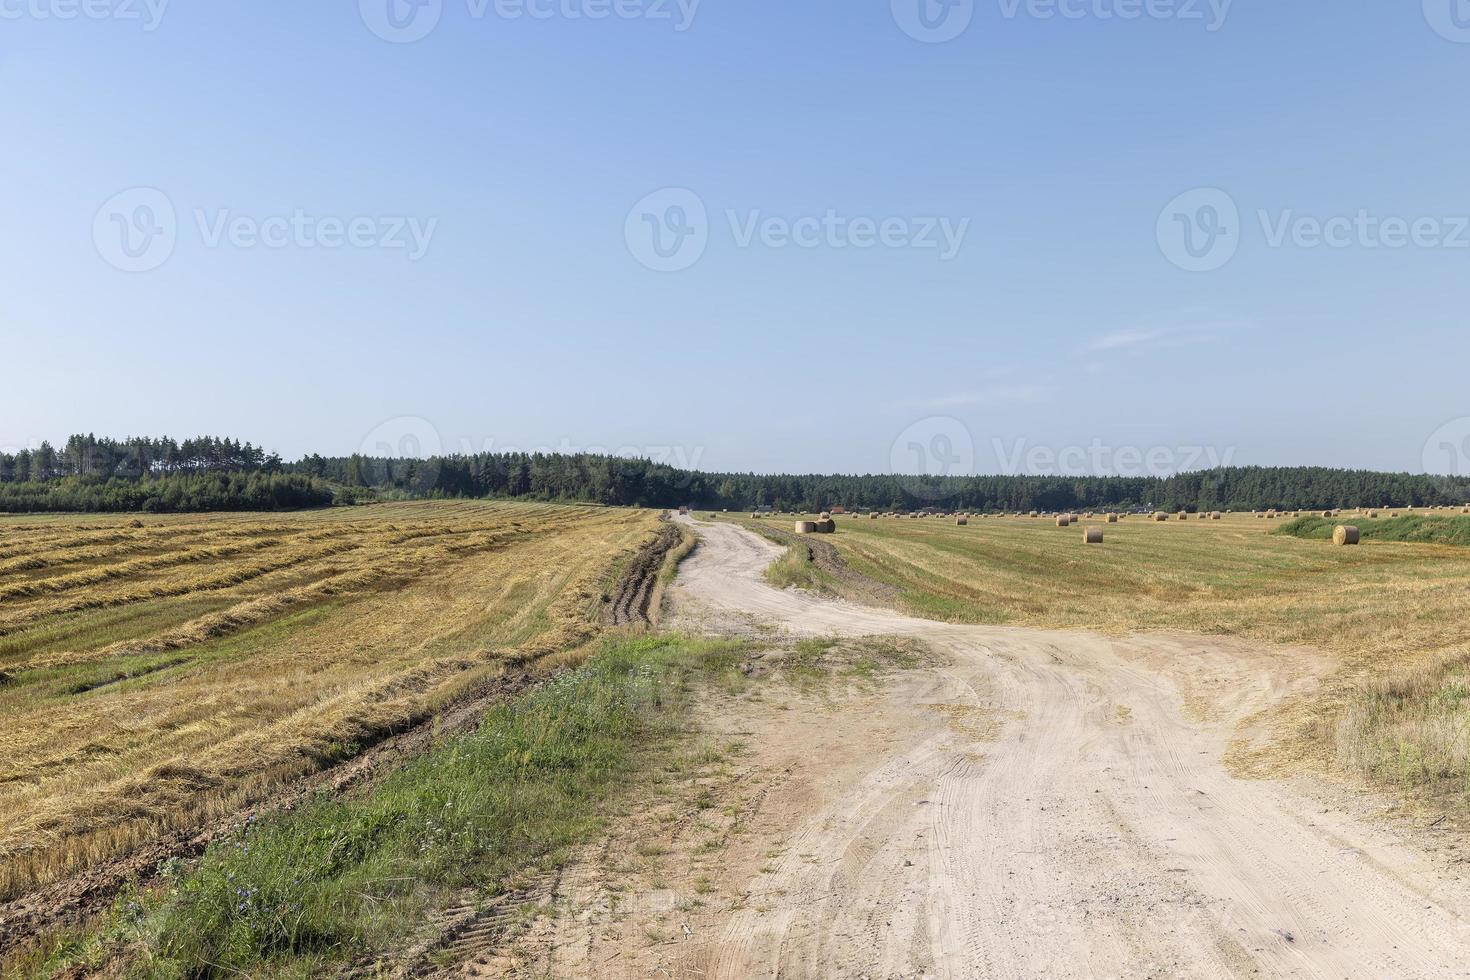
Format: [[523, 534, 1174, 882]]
[[655, 518, 1470, 979]]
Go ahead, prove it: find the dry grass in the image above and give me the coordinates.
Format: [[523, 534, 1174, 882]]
[[743, 512, 1470, 799], [0, 501, 661, 900], [1337, 654, 1470, 797]]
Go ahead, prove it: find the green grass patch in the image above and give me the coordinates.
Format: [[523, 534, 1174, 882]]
[[763, 543, 837, 594], [1278, 515, 1470, 547], [23, 634, 746, 979]]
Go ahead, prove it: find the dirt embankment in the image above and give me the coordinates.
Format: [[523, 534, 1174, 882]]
[[604, 519, 683, 627], [746, 520, 900, 607]]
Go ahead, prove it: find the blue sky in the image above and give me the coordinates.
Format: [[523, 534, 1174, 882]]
[[4, 1, 1469, 479]]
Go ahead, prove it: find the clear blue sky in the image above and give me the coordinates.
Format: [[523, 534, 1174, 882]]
[[4, 1, 1468, 478]]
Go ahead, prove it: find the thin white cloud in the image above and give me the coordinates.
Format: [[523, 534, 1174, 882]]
[[1086, 328, 1168, 352], [913, 383, 1054, 411], [1085, 315, 1255, 355]]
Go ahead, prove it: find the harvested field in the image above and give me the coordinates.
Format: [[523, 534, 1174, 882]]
[[736, 510, 1470, 794], [0, 501, 662, 902]]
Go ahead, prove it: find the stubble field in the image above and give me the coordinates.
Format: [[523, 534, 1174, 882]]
[[0, 501, 662, 902], [740, 510, 1470, 798]]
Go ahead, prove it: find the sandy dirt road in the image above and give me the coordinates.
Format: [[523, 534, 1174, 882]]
[[655, 518, 1470, 980]]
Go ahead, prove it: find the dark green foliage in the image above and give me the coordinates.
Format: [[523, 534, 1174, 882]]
[[291, 453, 1470, 516], [0, 473, 332, 514], [7, 433, 1469, 516]]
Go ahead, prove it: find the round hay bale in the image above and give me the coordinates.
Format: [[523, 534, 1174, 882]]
[[1029, 511, 1039, 518], [795, 521, 817, 534], [1056, 515, 1071, 527], [956, 517, 969, 526], [870, 513, 879, 520], [819, 512, 831, 521], [1210, 511, 1222, 520], [1083, 526, 1104, 544], [817, 519, 835, 533], [1366, 510, 1379, 518], [1334, 525, 1361, 546], [1177, 511, 1189, 521], [1107, 513, 1119, 523]]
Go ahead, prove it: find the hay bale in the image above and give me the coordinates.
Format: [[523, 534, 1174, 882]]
[[1334, 525, 1361, 546], [816, 519, 835, 533], [1083, 525, 1104, 544], [1210, 511, 1222, 520], [795, 521, 817, 534], [1107, 513, 1118, 523], [819, 512, 831, 521], [1154, 512, 1169, 522], [1029, 511, 1039, 518], [1056, 515, 1071, 527], [1366, 510, 1378, 518], [956, 517, 969, 526], [1177, 511, 1189, 521]]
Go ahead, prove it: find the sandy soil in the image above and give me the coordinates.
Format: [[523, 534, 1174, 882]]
[[458, 517, 1470, 979]]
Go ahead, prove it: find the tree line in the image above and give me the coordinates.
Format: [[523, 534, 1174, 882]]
[[3, 435, 1468, 513], [0, 435, 280, 483], [304, 451, 1470, 513]]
